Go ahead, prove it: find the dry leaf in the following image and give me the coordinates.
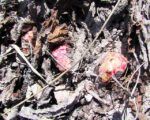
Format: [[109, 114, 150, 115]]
[[22, 30, 34, 42], [21, 29, 36, 56], [48, 24, 68, 43], [52, 44, 71, 71], [42, 10, 58, 28], [26, 83, 42, 99], [99, 52, 128, 83], [33, 40, 42, 55]]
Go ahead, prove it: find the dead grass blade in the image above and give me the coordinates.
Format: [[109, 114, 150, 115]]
[[11, 44, 47, 83]]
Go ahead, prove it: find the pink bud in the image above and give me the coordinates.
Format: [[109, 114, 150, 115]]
[[99, 52, 128, 82], [52, 44, 71, 71]]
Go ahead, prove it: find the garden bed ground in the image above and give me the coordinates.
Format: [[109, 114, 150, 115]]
[[0, 0, 150, 120]]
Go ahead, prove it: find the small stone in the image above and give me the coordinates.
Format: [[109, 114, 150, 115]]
[[11, 62, 19, 69], [85, 94, 93, 102]]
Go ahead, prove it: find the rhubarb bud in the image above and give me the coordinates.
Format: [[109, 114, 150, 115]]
[[99, 52, 128, 82]]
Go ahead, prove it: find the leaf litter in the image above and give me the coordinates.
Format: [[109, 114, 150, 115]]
[[0, 0, 150, 120]]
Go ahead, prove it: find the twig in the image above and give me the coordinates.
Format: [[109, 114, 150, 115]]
[[88, 90, 109, 105], [112, 76, 130, 95], [127, 63, 145, 90], [133, 97, 139, 120], [3, 0, 122, 115], [121, 99, 129, 120], [130, 65, 141, 97], [126, 53, 145, 96], [0, 47, 13, 57]]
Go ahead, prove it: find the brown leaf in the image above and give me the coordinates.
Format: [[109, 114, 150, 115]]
[[34, 40, 42, 55], [21, 27, 37, 56], [42, 10, 58, 28], [47, 24, 68, 43]]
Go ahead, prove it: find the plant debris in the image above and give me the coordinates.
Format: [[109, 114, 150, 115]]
[[0, 0, 150, 120]]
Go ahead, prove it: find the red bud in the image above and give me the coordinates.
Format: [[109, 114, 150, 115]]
[[52, 44, 71, 71], [99, 52, 128, 82]]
